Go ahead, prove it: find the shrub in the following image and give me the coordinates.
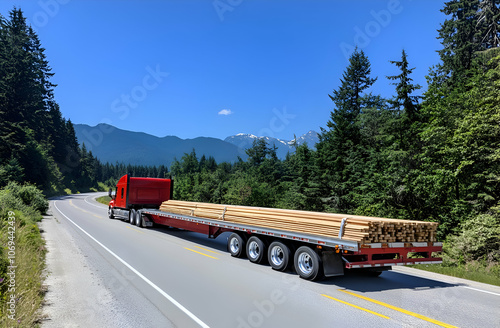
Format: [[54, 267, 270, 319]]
[[5, 182, 48, 214], [444, 214, 500, 264]]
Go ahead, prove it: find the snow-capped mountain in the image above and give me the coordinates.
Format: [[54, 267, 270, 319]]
[[224, 131, 319, 159]]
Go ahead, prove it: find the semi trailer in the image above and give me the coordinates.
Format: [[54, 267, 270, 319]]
[[108, 174, 442, 281]]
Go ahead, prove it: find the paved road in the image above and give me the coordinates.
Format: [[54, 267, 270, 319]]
[[41, 193, 500, 328]]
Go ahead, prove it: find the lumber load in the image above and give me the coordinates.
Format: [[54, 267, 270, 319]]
[[159, 200, 438, 244]]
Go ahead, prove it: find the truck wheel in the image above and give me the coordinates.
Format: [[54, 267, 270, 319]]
[[246, 236, 267, 264], [294, 246, 324, 281], [268, 241, 292, 272], [135, 210, 142, 227], [129, 209, 136, 224], [227, 233, 247, 258], [108, 207, 114, 219]]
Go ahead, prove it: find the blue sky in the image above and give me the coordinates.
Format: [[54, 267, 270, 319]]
[[1, 0, 446, 140]]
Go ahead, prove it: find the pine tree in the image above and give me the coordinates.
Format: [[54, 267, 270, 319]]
[[477, 0, 500, 49], [316, 48, 377, 212], [382, 50, 426, 218], [438, 0, 482, 80]]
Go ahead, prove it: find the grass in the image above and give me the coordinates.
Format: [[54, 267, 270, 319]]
[[96, 195, 111, 206], [411, 262, 500, 287], [0, 210, 46, 327]]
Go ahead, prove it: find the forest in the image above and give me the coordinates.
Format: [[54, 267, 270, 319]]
[[1, 1, 499, 278]]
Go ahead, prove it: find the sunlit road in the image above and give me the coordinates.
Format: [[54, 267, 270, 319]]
[[42, 193, 500, 327]]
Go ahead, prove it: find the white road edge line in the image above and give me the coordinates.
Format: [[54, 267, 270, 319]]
[[463, 286, 500, 297], [52, 201, 210, 328], [85, 195, 107, 208]]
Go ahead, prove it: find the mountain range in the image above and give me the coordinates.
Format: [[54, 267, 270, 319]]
[[74, 123, 319, 167]]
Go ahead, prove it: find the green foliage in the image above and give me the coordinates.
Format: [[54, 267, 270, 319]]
[[0, 158, 24, 186], [4, 182, 48, 214], [0, 8, 107, 194], [0, 187, 46, 326], [445, 214, 500, 264], [96, 195, 112, 206], [316, 47, 377, 213]]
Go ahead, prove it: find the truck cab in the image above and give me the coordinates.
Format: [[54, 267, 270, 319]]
[[108, 174, 172, 226]]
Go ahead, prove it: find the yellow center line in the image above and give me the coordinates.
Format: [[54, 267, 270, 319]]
[[193, 246, 219, 254], [184, 247, 218, 260], [338, 289, 458, 328], [126, 226, 145, 234], [69, 200, 106, 219], [321, 294, 390, 319]]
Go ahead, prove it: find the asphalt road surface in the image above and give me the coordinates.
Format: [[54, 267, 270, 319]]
[[40, 193, 500, 328]]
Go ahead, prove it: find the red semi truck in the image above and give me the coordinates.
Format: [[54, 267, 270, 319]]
[[108, 174, 442, 281]]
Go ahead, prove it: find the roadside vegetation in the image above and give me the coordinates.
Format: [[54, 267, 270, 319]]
[[96, 196, 111, 206], [0, 183, 47, 327]]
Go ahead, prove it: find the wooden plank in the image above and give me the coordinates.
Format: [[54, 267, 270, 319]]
[[159, 200, 438, 243]]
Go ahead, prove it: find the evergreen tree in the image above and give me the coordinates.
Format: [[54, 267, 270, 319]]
[[477, 0, 500, 49], [381, 50, 426, 219], [437, 0, 481, 80], [316, 48, 377, 213]]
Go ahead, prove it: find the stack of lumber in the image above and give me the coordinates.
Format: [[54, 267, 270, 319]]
[[159, 200, 438, 244]]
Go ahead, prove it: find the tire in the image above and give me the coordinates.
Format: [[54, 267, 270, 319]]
[[108, 207, 114, 219], [268, 241, 292, 272], [246, 236, 268, 264], [135, 210, 142, 227], [227, 233, 247, 258], [129, 209, 136, 224], [294, 246, 324, 281]]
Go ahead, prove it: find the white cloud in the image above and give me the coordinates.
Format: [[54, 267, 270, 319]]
[[218, 109, 233, 116]]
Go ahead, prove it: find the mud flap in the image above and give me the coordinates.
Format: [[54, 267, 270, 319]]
[[142, 214, 154, 227], [322, 251, 344, 277]]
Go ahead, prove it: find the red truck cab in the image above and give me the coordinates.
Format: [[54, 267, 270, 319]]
[[108, 174, 172, 225]]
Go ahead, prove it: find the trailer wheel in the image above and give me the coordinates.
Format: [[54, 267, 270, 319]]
[[268, 241, 292, 272], [294, 246, 324, 281], [246, 236, 268, 264], [129, 209, 136, 224], [135, 210, 143, 227], [227, 233, 247, 258], [108, 207, 114, 219]]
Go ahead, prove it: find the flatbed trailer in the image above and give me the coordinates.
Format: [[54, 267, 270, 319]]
[[108, 175, 442, 281], [138, 208, 442, 281]]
